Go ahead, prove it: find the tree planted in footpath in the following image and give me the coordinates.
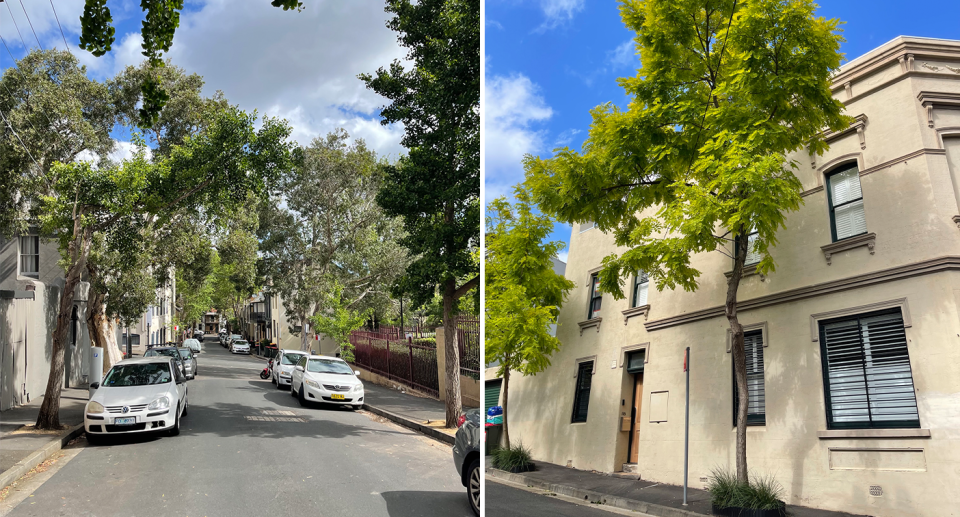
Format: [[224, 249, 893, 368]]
[[34, 107, 295, 429], [485, 194, 574, 448], [524, 0, 850, 481], [361, 0, 480, 428]]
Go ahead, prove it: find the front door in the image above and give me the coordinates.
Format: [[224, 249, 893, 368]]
[[628, 372, 643, 463]]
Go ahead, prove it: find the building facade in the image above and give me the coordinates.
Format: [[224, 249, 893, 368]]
[[505, 36, 960, 516], [239, 291, 337, 354], [0, 234, 91, 410]]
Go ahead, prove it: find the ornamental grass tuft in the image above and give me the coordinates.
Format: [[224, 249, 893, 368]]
[[707, 468, 785, 511]]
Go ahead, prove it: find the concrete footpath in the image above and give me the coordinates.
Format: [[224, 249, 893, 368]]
[[486, 458, 868, 517], [0, 387, 89, 492]]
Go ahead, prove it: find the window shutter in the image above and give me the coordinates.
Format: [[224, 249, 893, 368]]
[[821, 311, 919, 428], [633, 272, 648, 307], [745, 232, 762, 266], [572, 362, 593, 423], [834, 200, 867, 239], [830, 167, 863, 206], [733, 331, 765, 425]]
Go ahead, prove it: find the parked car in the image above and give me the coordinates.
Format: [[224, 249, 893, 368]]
[[84, 357, 189, 443], [290, 355, 364, 410], [178, 347, 198, 379], [271, 350, 308, 389], [193, 329, 204, 340], [453, 408, 481, 515], [143, 346, 187, 377], [183, 338, 202, 354], [230, 339, 251, 354], [225, 334, 241, 348]]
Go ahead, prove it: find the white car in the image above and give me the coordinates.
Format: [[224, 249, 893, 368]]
[[183, 338, 202, 354], [84, 357, 189, 443], [290, 355, 364, 410], [271, 350, 308, 388], [231, 340, 251, 354]]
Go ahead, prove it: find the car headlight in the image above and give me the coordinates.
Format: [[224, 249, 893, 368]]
[[280, 369, 292, 377], [87, 401, 104, 414], [305, 379, 320, 389], [353, 383, 363, 392], [148, 396, 170, 410]]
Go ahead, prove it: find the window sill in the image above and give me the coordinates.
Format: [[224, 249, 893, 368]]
[[817, 429, 930, 439], [622, 305, 650, 325], [578, 317, 602, 336], [821, 232, 876, 265], [723, 263, 761, 279]]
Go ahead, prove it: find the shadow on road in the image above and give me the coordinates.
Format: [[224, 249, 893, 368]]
[[381, 490, 472, 517]]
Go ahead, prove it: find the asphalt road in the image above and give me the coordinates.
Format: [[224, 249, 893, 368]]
[[6, 336, 470, 517], [486, 480, 643, 517]]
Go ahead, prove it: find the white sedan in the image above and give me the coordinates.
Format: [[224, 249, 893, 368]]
[[84, 357, 189, 443], [230, 340, 251, 354], [290, 355, 364, 410], [272, 349, 308, 388]]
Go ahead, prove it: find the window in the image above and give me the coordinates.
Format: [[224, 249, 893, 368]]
[[19, 236, 39, 276], [580, 221, 596, 232], [819, 309, 919, 429], [571, 361, 593, 423], [632, 271, 649, 307], [732, 331, 765, 426], [734, 229, 761, 266], [588, 273, 602, 319], [827, 164, 867, 241]]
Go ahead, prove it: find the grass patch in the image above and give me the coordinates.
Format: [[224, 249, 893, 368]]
[[707, 468, 784, 511], [491, 442, 533, 471]]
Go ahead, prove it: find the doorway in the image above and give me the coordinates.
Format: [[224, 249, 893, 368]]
[[625, 349, 645, 465]]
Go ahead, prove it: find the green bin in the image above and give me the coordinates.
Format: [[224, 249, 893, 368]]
[[485, 424, 502, 454]]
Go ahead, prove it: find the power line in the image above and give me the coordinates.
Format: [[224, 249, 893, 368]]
[[48, 0, 69, 50], [3, 0, 28, 50], [16, 0, 42, 50], [0, 106, 42, 171]]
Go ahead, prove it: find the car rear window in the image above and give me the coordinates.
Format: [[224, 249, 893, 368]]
[[178, 348, 193, 359]]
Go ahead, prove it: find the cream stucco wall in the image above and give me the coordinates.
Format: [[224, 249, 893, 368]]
[[505, 36, 960, 517]]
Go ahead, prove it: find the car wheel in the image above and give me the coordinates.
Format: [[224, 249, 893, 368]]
[[468, 458, 480, 516], [168, 407, 181, 436], [298, 386, 307, 407]]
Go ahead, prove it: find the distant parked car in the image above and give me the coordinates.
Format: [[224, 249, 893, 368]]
[[143, 346, 187, 377], [193, 329, 204, 340], [271, 350, 308, 389], [84, 357, 189, 443], [178, 347, 198, 379], [230, 340, 250, 354], [183, 338, 202, 354], [226, 334, 241, 348], [290, 355, 364, 410], [453, 408, 481, 515]]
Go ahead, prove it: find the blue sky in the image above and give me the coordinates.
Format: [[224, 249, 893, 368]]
[[484, 0, 960, 262], [1, 1, 407, 161]]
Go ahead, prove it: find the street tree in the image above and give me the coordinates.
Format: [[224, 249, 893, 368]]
[[0, 49, 115, 236], [79, 0, 302, 128], [485, 195, 574, 448], [523, 0, 850, 481], [360, 0, 480, 428], [259, 130, 408, 353], [311, 283, 372, 363], [34, 106, 295, 429]]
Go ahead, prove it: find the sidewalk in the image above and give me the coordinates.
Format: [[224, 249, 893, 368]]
[[486, 458, 868, 517], [0, 386, 89, 491]]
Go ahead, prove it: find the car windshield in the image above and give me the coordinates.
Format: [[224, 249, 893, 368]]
[[281, 353, 303, 365], [178, 348, 193, 359], [145, 349, 179, 360], [306, 359, 354, 375], [234, 341, 248, 346], [102, 363, 172, 386]]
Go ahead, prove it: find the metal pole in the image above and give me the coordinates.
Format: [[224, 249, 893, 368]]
[[683, 346, 690, 505]]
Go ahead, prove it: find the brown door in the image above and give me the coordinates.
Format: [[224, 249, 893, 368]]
[[629, 372, 643, 463]]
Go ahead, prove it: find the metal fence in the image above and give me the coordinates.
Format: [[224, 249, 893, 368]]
[[350, 330, 439, 398], [456, 317, 480, 380]]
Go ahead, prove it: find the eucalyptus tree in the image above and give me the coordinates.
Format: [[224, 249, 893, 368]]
[[361, 0, 480, 427], [34, 107, 295, 429], [523, 0, 850, 481], [259, 129, 408, 353]]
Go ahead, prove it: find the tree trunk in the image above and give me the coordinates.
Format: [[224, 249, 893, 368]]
[[86, 265, 124, 373], [727, 227, 750, 483], [502, 364, 511, 449], [300, 313, 309, 352], [36, 222, 91, 430], [442, 277, 464, 428]]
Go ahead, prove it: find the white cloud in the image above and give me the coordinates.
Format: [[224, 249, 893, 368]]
[[608, 39, 636, 69], [537, 0, 585, 31], [553, 129, 581, 147], [484, 73, 553, 200]]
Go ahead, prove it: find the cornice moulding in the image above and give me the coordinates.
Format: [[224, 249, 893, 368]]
[[578, 317, 602, 336], [821, 233, 876, 265]]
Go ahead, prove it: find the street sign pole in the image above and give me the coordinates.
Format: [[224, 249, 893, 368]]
[[683, 346, 690, 505]]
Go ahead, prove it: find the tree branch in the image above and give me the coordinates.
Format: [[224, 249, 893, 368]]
[[453, 275, 480, 300]]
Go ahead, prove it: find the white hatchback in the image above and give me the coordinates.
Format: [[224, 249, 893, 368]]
[[84, 357, 189, 443], [272, 350, 308, 388], [231, 340, 250, 354], [290, 355, 364, 410]]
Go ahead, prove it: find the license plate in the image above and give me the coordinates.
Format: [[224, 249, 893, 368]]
[[114, 417, 135, 425], [331, 394, 344, 400]]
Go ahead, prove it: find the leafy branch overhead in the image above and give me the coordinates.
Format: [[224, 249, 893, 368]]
[[78, 0, 302, 128]]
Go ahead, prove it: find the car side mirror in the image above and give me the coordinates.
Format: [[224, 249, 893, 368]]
[[354, 371, 361, 376], [90, 382, 100, 390], [295, 365, 304, 372], [177, 377, 185, 385]]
